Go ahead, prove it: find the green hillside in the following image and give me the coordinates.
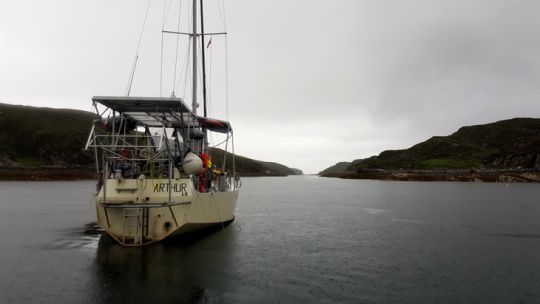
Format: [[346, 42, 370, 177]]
[[0, 103, 301, 177], [321, 118, 540, 174], [0, 103, 96, 167]]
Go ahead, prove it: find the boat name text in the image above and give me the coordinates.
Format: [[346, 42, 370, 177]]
[[153, 182, 188, 196]]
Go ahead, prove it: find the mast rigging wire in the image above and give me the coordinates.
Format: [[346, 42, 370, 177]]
[[207, 40, 213, 117], [176, 38, 192, 97], [180, 38, 192, 102], [159, 0, 172, 97], [163, 0, 175, 26], [126, 0, 153, 96], [160, 0, 173, 97], [225, 36, 230, 121], [172, 0, 184, 96], [216, 0, 227, 31]]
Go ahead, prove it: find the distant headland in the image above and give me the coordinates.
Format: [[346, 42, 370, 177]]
[[320, 118, 540, 182], [0, 103, 302, 180]]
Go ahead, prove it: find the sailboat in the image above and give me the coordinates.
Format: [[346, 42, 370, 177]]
[[85, 0, 240, 246]]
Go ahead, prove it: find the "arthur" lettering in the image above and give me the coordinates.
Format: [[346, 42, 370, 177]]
[[153, 182, 188, 196]]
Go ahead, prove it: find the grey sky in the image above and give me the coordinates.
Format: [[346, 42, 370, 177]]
[[1, 0, 539, 173]]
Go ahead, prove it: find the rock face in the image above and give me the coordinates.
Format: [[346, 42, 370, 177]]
[[490, 153, 540, 168]]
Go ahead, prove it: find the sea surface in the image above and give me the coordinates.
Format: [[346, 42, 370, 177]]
[[0, 176, 539, 303]]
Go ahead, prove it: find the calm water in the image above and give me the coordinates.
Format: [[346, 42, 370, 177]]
[[0, 177, 539, 303]]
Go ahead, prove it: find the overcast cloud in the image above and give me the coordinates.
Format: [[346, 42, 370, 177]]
[[1, 0, 539, 173]]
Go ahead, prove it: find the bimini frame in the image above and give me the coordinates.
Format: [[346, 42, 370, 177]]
[[85, 96, 239, 204]]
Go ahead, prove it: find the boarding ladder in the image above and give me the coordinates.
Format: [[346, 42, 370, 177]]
[[122, 207, 149, 246]]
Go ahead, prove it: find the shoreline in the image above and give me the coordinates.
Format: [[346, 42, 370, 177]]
[[3, 168, 539, 182], [320, 169, 540, 182]]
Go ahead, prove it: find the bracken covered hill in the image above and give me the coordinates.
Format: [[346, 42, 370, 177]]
[[321, 118, 540, 176]]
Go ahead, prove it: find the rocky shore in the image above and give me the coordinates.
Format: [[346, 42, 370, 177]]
[[321, 169, 540, 182]]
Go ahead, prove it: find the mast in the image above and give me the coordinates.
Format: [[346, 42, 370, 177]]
[[200, 0, 208, 118], [191, 0, 198, 115], [191, 0, 209, 151], [200, 0, 209, 151]]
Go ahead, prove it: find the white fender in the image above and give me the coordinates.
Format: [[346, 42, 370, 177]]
[[182, 152, 203, 175]]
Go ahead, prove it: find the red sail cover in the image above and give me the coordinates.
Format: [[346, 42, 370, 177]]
[[197, 117, 232, 133]]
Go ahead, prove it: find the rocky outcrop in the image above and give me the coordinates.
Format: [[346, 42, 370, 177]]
[[490, 153, 540, 168], [0, 153, 22, 169]]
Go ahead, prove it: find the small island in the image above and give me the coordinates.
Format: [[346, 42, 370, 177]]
[[320, 118, 540, 182]]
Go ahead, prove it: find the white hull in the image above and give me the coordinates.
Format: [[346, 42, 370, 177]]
[[95, 178, 238, 246]]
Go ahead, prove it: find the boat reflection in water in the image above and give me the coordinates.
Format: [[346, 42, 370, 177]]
[[92, 222, 238, 303]]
